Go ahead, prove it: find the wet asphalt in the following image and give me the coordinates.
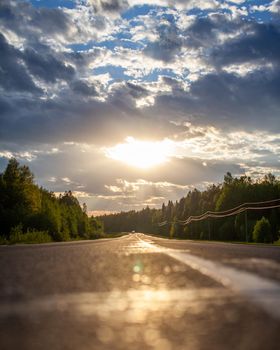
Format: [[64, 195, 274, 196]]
[[0, 233, 280, 350]]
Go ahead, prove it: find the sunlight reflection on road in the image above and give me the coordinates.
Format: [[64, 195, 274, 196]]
[[1, 288, 237, 350]]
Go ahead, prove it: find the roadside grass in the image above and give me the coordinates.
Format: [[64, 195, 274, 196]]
[[0, 231, 129, 245], [0, 236, 8, 245], [10, 229, 53, 244], [131, 232, 280, 246], [201, 240, 280, 246], [174, 237, 280, 246]]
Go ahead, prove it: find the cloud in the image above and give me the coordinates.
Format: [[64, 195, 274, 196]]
[[269, 0, 280, 14], [0, 33, 42, 94], [1, 0, 280, 211], [251, 1, 280, 15], [23, 48, 75, 83], [129, 0, 219, 11], [0, 0, 71, 41], [148, 62, 280, 134], [70, 79, 98, 96], [1, 126, 279, 211], [87, 0, 220, 14], [0, 0, 111, 48], [211, 23, 280, 67], [30, 6, 71, 35], [184, 14, 242, 48], [143, 16, 182, 62], [88, 0, 129, 13]]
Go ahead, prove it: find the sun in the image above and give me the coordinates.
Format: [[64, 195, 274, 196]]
[[105, 137, 171, 169]]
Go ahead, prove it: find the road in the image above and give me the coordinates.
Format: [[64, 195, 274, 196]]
[[1, 233, 280, 350]]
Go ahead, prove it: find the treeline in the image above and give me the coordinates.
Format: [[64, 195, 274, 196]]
[[0, 159, 103, 243], [100, 172, 280, 243]]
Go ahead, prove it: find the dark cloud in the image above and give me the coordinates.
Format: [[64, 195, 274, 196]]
[[90, 0, 129, 13], [185, 17, 217, 48], [70, 80, 98, 96], [144, 17, 182, 62], [211, 23, 280, 67], [0, 32, 76, 96], [0, 95, 12, 114], [23, 48, 75, 83], [110, 82, 148, 106], [66, 48, 104, 71], [0, 34, 42, 94], [1, 59, 279, 146], [125, 82, 148, 98], [0, 86, 181, 146], [184, 14, 242, 48], [0, 0, 71, 38], [151, 65, 280, 132], [0, 1, 15, 21], [30, 6, 70, 34]]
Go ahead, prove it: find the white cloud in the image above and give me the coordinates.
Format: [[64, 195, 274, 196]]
[[223, 62, 275, 77], [269, 0, 280, 13], [129, 0, 219, 11]]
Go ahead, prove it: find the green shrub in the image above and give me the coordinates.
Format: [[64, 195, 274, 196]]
[[86, 231, 105, 240], [10, 225, 52, 244], [9, 224, 24, 243], [52, 229, 71, 242], [169, 222, 177, 238], [252, 217, 272, 243], [183, 226, 189, 237], [0, 236, 8, 245]]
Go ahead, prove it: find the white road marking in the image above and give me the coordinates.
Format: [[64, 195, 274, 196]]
[[136, 234, 280, 320]]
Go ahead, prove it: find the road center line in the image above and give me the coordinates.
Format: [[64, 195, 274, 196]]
[[136, 234, 280, 320]]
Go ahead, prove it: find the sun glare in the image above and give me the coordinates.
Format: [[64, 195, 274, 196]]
[[105, 137, 171, 169]]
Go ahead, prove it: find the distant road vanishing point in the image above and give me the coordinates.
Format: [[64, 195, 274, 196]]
[[1, 233, 280, 350]]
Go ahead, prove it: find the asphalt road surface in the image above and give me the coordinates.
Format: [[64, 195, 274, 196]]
[[1, 233, 280, 350]]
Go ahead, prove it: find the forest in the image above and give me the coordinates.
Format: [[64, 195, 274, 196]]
[[0, 159, 103, 244], [1, 158, 279, 244], [100, 172, 280, 243]]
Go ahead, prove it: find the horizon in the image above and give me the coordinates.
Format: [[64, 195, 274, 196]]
[[1, 158, 278, 217], [0, 0, 280, 213]]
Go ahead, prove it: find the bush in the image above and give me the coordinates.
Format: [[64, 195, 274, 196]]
[[252, 217, 272, 243], [52, 229, 71, 242], [170, 222, 179, 238], [0, 236, 8, 245], [10, 225, 52, 244], [86, 231, 105, 240], [183, 226, 189, 238], [218, 218, 235, 241]]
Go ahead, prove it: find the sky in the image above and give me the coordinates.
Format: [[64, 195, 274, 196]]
[[0, 0, 280, 214]]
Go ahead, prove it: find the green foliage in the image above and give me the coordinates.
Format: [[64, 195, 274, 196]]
[[0, 158, 41, 236], [2, 159, 278, 244], [169, 221, 177, 238], [10, 225, 52, 244], [218, 218, 235, 241], [253, 217, 272, 243], [0, 236, 8, 245], [183, 226, 189, 238], [0, 159, 104, 243], [100, 172, 280, 243]]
